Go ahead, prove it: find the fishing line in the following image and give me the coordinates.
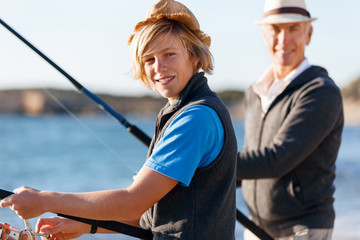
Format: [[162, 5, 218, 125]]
[[42, 88, 138, 174]]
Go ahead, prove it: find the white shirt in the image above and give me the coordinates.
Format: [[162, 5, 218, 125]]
[[253, 59, 311, 113]]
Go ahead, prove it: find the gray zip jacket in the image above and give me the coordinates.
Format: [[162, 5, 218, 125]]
[[237, 66, 344, 238]]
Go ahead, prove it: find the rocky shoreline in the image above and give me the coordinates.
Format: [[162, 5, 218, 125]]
[[0, 88, 245, 117], [0, 87, 359, 125], [342, 99, 360, 125]]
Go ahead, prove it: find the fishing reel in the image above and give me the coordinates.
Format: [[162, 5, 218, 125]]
[[0, 220, 49, 240]]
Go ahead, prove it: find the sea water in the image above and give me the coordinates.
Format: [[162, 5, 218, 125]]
[[1, 114, 359, 239]]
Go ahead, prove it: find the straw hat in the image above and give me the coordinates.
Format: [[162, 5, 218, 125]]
[[128, 0, 211, 47], [255, 0, 317, 25]]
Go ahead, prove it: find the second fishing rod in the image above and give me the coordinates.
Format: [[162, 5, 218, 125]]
[[0, 18, 274, 240]]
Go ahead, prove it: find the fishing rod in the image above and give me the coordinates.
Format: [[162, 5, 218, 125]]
[[0, 189, 153, 240], [0, 18, 151, 148], [0, 18, 274, 240]]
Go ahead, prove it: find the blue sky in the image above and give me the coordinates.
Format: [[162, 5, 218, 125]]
[[1, 0, 359, 96]]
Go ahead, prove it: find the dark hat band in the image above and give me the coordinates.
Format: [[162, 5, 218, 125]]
[[264, 7, 311, 18]]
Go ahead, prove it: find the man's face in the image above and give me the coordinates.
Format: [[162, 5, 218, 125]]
[[262, 21, 313, 75]]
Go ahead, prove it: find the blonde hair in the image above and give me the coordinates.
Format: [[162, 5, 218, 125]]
[[129, 19, 214, 90]]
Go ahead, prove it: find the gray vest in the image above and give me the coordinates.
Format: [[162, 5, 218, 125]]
[[140, 72, 237, 240]]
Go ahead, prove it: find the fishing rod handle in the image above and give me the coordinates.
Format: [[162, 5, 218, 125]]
[[57, 214, 153, 239], [0, 189, 13, 199]]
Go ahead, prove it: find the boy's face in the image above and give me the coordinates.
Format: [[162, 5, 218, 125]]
[[143, 33, 195, 103]]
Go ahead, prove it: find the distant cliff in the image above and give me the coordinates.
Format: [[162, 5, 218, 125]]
[[0, 88, 245, 118], [342, 76, 360, 124], [1, 79, 359, 124], [0, 89, 165, 115]]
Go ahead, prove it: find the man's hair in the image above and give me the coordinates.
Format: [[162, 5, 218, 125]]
[[130, 19, 214, 90]]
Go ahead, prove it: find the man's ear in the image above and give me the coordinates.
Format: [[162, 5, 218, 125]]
[[306, 24, 313, 46]]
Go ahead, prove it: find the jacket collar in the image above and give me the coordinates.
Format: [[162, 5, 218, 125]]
[[285, 65, 328, 92]]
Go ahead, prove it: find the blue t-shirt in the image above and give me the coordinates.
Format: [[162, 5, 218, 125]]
[[145, 105, 224, 187]]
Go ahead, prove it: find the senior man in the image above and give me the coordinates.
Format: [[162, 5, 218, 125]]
[[237, 0, 344, 239]]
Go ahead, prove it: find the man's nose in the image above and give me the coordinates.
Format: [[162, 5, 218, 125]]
[[278, 29, 289, 44]]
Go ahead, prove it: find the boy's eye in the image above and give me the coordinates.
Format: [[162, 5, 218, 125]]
[[144, 57, 154, 63]]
